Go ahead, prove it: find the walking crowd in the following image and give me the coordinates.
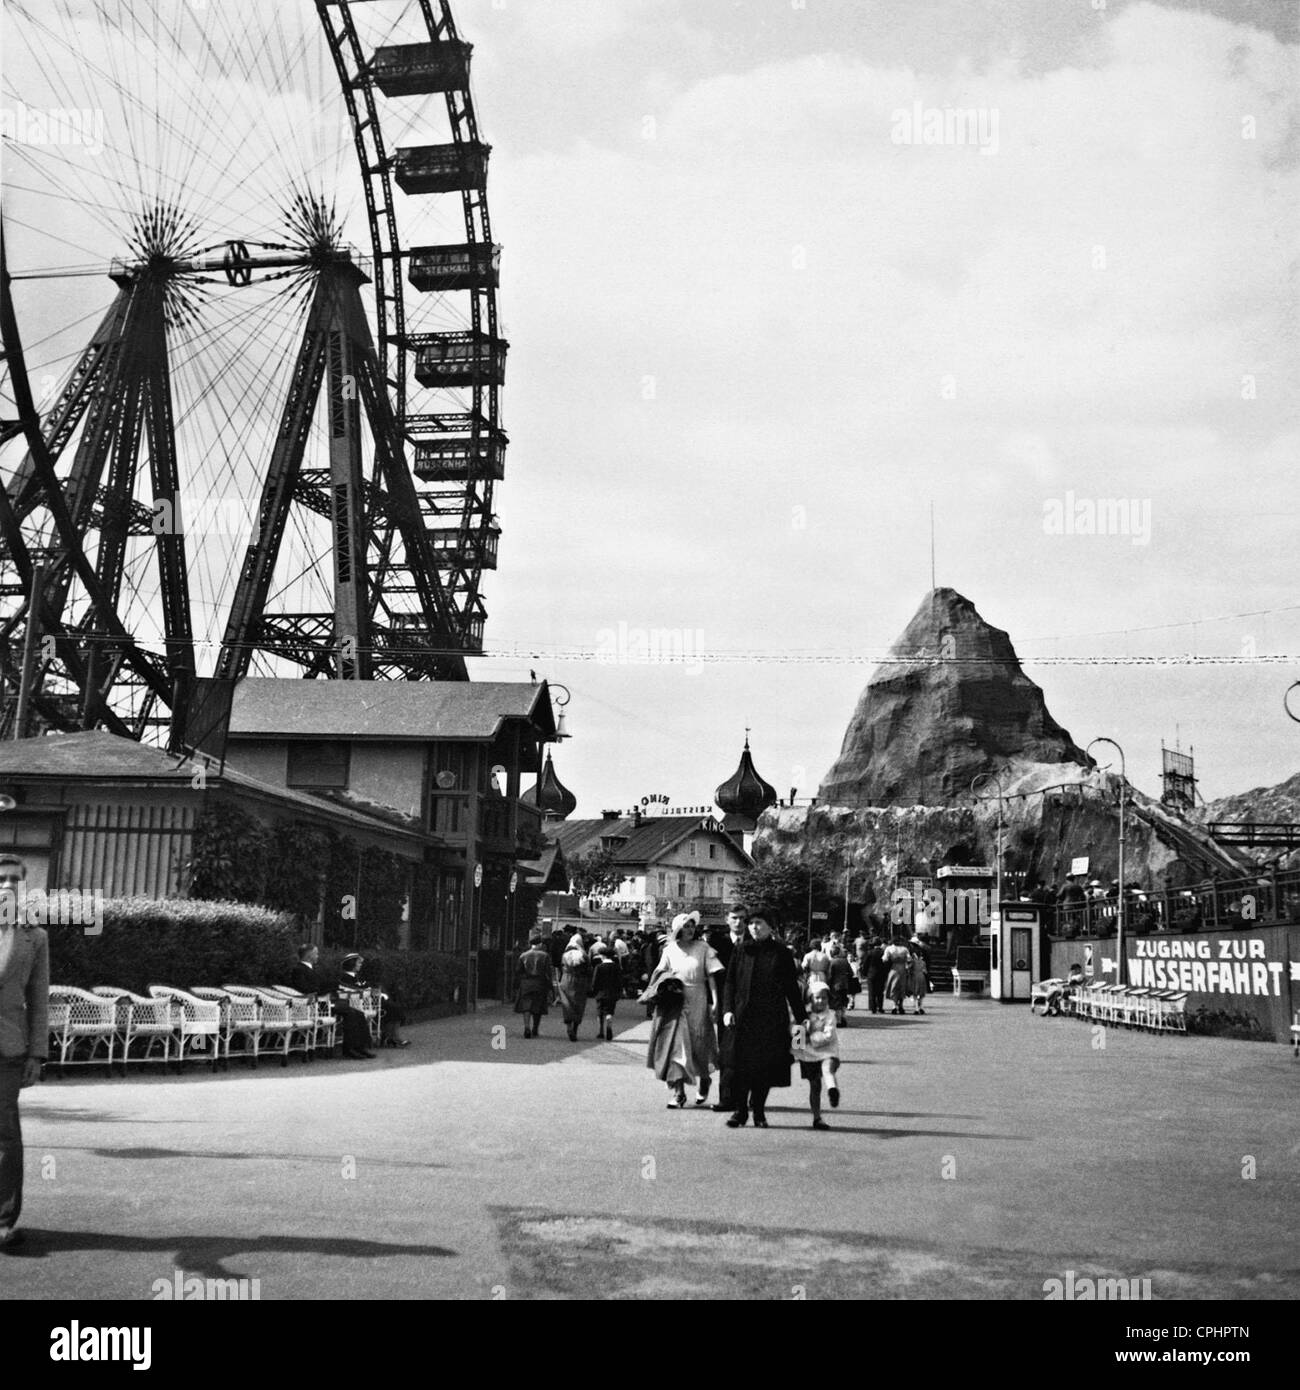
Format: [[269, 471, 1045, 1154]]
[[512, 908, 934, 1130]]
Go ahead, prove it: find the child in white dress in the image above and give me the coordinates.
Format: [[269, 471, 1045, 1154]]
[[793, 981, 841, 1130]]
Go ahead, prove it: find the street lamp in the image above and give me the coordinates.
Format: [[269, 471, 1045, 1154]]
[[1086, 737, 1127, 985], [547, 682, 572, 741], [970, 771, 1007, 914]]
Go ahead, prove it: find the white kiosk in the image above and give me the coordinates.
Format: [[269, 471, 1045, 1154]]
[[990, 903, 1043, 1002]]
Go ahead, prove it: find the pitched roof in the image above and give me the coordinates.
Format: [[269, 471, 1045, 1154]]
[[547, 817, 614, 859], [519, 842, 568, 889], [0, 730, 425, 843], [0, 729, 199, 781], [228, 677, 555, 741], [545, 814, 752, 868]]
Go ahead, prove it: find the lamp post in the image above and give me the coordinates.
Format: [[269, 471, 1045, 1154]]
[[1086, 737, 1127, 985], [547, 682, 572, 741], [970, 771, 1007, 919]]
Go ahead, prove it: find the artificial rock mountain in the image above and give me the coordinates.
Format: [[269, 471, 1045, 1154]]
[[818, 588, 1090, 808]]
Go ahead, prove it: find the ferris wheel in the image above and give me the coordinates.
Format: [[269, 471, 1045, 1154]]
[[0, 0, 506, 748]]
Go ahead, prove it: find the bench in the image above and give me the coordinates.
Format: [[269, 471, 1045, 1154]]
[[951, 969, 988, 997]]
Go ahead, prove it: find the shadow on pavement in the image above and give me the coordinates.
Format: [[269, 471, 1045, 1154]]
[[32, 1143, 446, 1170], [2, 1230, 456, 1278], [722, 1123, 1029, 1139]]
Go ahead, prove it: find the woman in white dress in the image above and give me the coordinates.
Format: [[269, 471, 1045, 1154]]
[[644, 912, 724, 1107]]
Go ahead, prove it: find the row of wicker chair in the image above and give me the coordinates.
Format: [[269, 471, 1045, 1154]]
[[1066, 980, 1190, 1033], [45, 984, 383, 1075]]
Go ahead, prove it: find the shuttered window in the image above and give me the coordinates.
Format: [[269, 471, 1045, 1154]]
[[286, 741, 350, 789]]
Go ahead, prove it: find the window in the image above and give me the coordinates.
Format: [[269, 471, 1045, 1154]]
[[286, 741, 349, 789], [658, 873, 666, 895], [435, 871, 463, 953], [678, 874, 686, 897], [688, 841, 696, 858], [708, 843, 717, 860]]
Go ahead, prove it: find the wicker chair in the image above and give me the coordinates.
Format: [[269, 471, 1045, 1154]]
[[147, 985, 222, 1070], [191, 987, 262, 1069], [260, 986, 316, 1059], [266, 986, 336, 1058], [222, 986, 308, 1066], [92, 987, 172, 1071], [47, 986, 118, 1075]]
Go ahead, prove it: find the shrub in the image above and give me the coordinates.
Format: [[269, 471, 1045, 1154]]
[[46, 897, 468, 1014], [316, 947, 467, 1012], [1186, 1006, 1266, 1040], [47, 896, 296, 994]]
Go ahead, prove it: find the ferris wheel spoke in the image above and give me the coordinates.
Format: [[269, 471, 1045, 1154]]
[[3, 0, 502, 732]]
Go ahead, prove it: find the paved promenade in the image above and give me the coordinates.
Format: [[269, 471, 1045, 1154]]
[[2, 997, 1296, 1300]]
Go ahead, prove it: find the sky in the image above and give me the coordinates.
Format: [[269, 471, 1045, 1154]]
[[2, 0, 1297, 814]]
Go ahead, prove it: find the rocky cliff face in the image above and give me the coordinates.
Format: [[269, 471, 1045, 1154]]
[[760, 589, 1250, 907], [761, 763, 1251, 916], [1196, 771, 1300, 868], [818, 589, 1090, 807]]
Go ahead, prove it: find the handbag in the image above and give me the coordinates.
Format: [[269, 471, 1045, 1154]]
[[638, 974, 685, 1014]]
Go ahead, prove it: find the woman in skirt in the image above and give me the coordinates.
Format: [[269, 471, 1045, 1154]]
[[556, 933, 591, 1041], [644, 912, 723, 1107]]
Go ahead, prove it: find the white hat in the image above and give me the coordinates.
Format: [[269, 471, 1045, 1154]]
[[669, 911, 701, 939]]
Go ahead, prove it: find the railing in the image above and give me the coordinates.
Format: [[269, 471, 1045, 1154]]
[[1048, 864, 1300, 936]]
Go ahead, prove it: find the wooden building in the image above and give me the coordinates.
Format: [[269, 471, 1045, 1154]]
[[0, 677, 558, 1007], [546, 811, 753, 927], [223, 678, 556, 999]]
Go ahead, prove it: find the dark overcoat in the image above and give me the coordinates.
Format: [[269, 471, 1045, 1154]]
[[515, 946, 555, 1015], [722, 937, 806, 1089]]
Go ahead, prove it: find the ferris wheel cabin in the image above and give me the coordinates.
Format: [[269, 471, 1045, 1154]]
[[407, 243, 501, 292], [370, 41, 473, 97], [425, 522, 501, 571], [394, 143, 490, 195], [413, 430, 507, 483], [412, 331, 507, 388]]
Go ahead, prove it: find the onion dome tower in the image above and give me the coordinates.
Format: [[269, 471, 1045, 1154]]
[[531, 749, 577, 820], [715, 735, 778, 844]]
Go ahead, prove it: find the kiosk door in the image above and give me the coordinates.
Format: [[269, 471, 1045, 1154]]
[[1009, 926, 1034, 1000]]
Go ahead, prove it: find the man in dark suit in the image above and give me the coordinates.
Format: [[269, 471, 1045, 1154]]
[[289, 943, 326, 996], [290, 944, 373, 1059], [709, 907, 749, 1111], [0, 856, 48, 1250]]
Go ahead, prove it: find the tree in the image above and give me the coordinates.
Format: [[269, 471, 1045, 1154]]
[[568, 847, 625, 898], [736, 855, 834, 931]]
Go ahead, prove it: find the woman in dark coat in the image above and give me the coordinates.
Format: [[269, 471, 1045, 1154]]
[[720, 915, 806, 1128], [514, 932, 555, 1038], [825, 945, 856, 1026], [589, 942, 623, 1041], [557, 933, 591, 1041]]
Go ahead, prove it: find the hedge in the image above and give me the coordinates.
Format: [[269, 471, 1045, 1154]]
[[47, 897, 297, 995], [313, 947, 467, 1013], [45, 896, 468, 1012]]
